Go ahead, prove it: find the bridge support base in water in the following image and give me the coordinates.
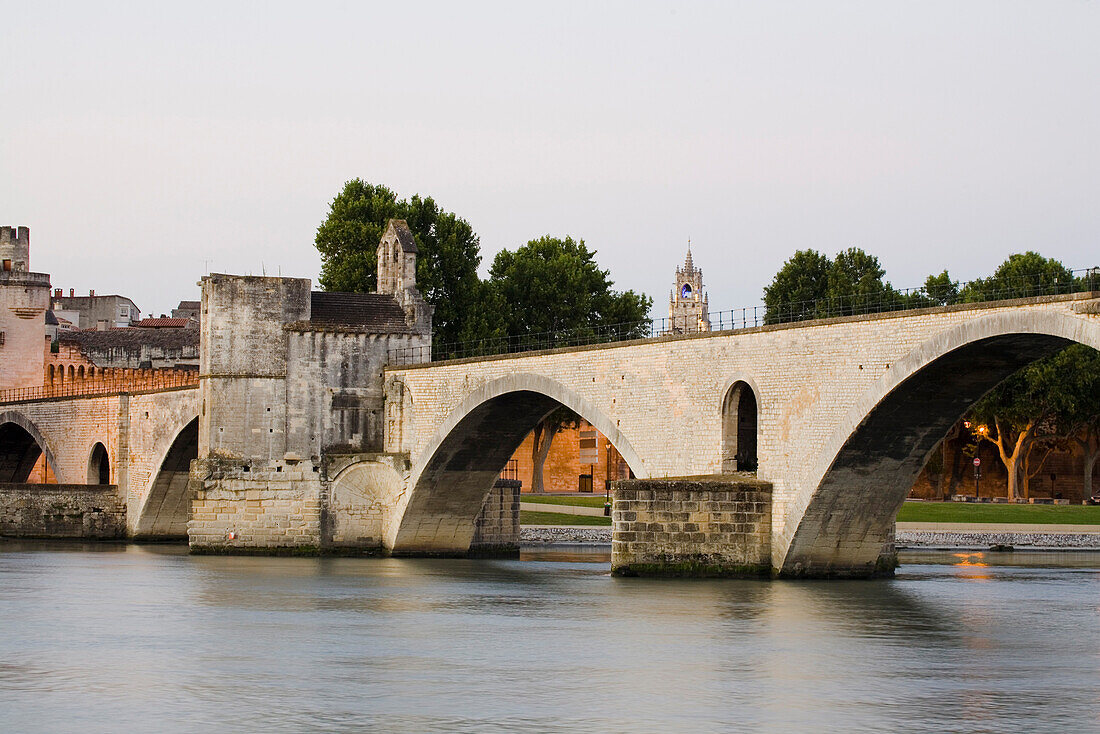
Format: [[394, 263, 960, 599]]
[[610, 476, 773, 578]]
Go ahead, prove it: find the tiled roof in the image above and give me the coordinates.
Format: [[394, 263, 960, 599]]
[[60, 327, 199, 350], [134, 318, 192, 328], [176, 300, 200, 310], [310, 292, 410, 331], [388, 219, 418, 253]]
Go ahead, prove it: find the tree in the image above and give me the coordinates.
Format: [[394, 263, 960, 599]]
[[314, 180, 483, 349], [487, 235, 652, 344], [922, 270, 959, 306], [967, 344, 1099, 501], [529, 406, 582, 493], [486, 235, 652, 487], [762, 249, 831, 323], [763, 247, 903, 323], [1041, 345, 1100, 498], [959, 251, 1074, 303], [825, 247, 898, 316]]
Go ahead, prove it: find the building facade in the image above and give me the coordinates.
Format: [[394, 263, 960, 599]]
[[52, 289, 141, 329]]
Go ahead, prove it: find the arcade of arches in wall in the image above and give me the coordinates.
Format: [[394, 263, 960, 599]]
[[42, 341, 196, 396]]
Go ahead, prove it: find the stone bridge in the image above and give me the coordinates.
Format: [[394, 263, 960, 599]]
[[0, 386, 199, 539], [3, 264, 1097, 578], [380, 293, 1100, 576]]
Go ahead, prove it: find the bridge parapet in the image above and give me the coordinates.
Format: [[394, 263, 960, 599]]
[[0, 373, 198, 405]]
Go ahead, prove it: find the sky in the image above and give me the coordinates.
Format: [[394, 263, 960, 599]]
[[2, 1, 1098, 319]]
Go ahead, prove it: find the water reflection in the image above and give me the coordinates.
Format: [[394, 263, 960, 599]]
[[0, 542, 1097, 733]]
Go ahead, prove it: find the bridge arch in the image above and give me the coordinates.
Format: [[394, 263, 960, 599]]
[[779, 309, 1100, 577], [87, 442, 110, 485], [134, 416, 199, 539], [720, 376, 762, 473], [389, 373, 645, 553], [0, 410, 59, 483]]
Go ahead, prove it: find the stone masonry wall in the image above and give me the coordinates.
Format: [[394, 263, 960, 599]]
[[0, 388, 200, 536], [611, 476, 772, 576], [389, 294, 1100, 568], [188, 458, 323, 552], [470, 479, 520, 553], [0, 483, 126, 539]]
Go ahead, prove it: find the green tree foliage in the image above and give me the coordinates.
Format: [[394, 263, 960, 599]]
[[959, 251, 1075, 302], [487, 235, 652, 344], [314, 179, 482, 348], [763, 247, 904, 323], [762, 249, 831, 323], [826, 247, 897, 316], [922, 270, 959, 306]]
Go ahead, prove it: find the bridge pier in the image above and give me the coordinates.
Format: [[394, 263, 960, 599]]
[[611, 476, 773, 577]]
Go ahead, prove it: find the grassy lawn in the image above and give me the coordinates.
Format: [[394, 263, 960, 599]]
[[521, 499, 1100, 526], [897, 501, 1100, 525], [520, 495, 609, 508], [520, 510, 612, 526]]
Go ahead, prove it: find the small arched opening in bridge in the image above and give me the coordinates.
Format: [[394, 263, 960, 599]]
[[391, 375, 644, 555], [721, 381, 758, 473], [87, 442, 110, 485], [781, 310, 1100, 578], [135, 417, 199, 540], [0, 418, 57, 484]]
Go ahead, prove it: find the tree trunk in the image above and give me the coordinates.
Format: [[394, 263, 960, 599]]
[[1080, 432, 1100, 499], [990, 417, 1036, 502], [530, 419, 556, 493], [1083, 450, 1097, 499]]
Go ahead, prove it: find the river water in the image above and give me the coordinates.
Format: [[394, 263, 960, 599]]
[[1, 542, 1098, 733]]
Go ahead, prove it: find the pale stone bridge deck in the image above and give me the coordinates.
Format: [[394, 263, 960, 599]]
[[383, 293, 1100, 575]]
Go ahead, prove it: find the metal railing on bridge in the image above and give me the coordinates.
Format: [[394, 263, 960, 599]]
[[0, 372, 199, 404], [389, 267, 1099, 366]]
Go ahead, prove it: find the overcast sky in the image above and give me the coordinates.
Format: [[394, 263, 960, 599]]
[[3, 1, 1098, 319]]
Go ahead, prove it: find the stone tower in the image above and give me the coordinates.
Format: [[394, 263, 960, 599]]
[[0, 225, 30, 272], [668, 244, 710, 333], [0, 226, 50, 390], [377, 219, 432, 331]]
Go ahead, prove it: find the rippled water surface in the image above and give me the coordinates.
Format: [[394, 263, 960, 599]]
[[2, 542, 1099, 733]]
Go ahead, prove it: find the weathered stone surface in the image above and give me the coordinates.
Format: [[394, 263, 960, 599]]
[[611, 476, 772, 576], [470, 479, 521, 554], [0, 389, 200, 537], [388, 293, 1100, 575], [0, 483, 126, 539]]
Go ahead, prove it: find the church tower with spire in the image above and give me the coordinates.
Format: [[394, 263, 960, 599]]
[[668, 243, 710, 333]]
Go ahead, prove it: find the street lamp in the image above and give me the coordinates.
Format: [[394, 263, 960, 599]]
[[974, 425, 988, 500]]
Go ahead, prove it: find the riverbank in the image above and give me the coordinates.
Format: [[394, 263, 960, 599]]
[[520, 525, 1100, 550]]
